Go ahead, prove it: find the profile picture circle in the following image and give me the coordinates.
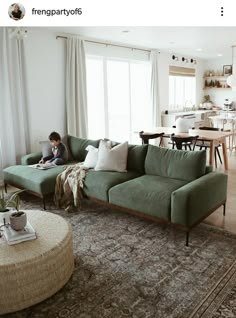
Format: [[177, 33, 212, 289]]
[[9, 3, 25, 21]]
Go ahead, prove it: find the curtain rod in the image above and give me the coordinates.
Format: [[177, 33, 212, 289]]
[[56, 35, 151, 53]]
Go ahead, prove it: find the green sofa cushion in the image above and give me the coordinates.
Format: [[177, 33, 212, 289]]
[[83, 170, 141, 202], [127, 144, 148, 173], [145, 146, 206, 182], [68, 136, 100, 162], [3, 165, 65, 196], [109, 175, 188, 221]]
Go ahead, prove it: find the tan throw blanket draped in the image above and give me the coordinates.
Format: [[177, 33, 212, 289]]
[[54, 163, 88, 213]]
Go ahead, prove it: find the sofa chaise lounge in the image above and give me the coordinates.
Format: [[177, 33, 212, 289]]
[[3, 135, 228, 245]]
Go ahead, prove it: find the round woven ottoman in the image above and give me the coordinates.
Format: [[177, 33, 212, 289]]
[[0, 210, 74, 315]]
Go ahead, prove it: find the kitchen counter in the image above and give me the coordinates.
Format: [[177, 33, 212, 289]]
[[161, 110, 217, 128], [162, 110, 216, 116]]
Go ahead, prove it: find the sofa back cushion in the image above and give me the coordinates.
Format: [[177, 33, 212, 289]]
[[67, 136, 100, 162], [127, 144, 148, 174], [145, 145, 206, 181]]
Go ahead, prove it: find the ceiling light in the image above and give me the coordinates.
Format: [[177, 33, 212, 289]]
[[226, 45, 236, 91], [196, 48, 202, 52], [182, 57, 189, 63], [172, 55, 178, 61], [217, 54, 223, 57]]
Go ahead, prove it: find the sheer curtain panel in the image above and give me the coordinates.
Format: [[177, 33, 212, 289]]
[[66, 37, 88, 138], [150, 50, 161, 127], [0, 28, 30, 178]]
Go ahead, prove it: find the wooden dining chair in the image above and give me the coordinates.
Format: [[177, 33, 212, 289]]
[[170, 134, 199, 150], [195, 127, 222, 168], [170, 125, 194, 150], [139, 131, 165, 146]]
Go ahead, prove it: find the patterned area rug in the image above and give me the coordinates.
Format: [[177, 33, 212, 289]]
[[2, 194, 236, 318]]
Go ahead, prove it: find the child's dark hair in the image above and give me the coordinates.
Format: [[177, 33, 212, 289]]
[[49, 131, 61, 141]]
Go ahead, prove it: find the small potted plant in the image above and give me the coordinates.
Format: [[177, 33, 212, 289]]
[[0, 188, 25, 227], [202, 95, 214, 109]]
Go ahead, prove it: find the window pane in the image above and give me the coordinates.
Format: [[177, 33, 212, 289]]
[[107, 60, 130, 142], [86, 57, 105, 139], [86, 56, 152, 144], [169, 76, 196, 110], [130, 62, 151, 144]]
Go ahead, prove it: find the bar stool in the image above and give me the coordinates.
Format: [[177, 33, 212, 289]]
[[139, 131, 165, 146]]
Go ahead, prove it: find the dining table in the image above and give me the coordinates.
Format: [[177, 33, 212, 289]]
[[209, 114, 236, 151], [146, 127, 233, 170]]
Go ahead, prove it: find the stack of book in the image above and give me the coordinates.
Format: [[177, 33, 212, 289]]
[[3, 221, 37, 245]]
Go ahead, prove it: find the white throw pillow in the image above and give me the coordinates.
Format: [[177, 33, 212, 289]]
[[83, 145, 98, 169], [95, 140, 128, 172]]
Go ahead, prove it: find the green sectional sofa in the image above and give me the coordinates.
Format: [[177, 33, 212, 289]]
[[3, 135, 228, 245]]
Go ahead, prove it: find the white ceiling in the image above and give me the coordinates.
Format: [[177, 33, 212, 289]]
[[48, 26, 236, 59]]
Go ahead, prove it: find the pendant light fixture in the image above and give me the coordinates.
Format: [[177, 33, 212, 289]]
[[226, 45, 236, 90]]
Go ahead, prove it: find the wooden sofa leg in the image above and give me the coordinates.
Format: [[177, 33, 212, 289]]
[[223, 203, 226, 216], [4, 183, 7, 193], [185, 232, 189, 246]]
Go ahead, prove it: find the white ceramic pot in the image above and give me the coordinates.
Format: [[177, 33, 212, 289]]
[[10, 211, 27, 231], [0, 210, 11, 225]]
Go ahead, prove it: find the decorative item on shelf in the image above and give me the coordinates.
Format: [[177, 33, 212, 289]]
[[226, 45, 236, 91], [223, 65, 232, 76]]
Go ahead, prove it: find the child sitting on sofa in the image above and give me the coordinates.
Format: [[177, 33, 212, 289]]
[[39, 131, 68, 165]]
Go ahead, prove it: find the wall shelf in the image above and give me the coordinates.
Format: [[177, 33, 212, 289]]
[[203, 76, 228, 79], [203, 74, 230, 90], [203, 87, 231, 90]]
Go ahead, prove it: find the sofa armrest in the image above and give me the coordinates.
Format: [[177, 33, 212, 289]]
[[171, 172, 228, 227], [21, 152, 42, 165]]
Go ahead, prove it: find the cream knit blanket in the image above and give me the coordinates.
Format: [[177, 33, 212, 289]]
[[54, 163, 88, 212]]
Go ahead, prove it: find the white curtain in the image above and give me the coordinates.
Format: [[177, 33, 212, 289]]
[[66, 37, 88, 138], [0, 28, 30, 182], [0, 140, 3, 187], [150, 50, 161, 127]]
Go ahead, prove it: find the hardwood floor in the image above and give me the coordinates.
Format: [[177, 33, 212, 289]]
[[204, 149, 236, 233]]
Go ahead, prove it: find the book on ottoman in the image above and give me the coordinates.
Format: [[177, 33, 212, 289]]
[[3, 221, 37, 245]]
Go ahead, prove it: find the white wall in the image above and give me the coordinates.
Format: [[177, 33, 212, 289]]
[[202, 57, 236, 108], [24, 28, 66, 152], [158, 52, 205, 112]]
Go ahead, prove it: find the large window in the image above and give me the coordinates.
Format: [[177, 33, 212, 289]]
[[169, 66, 196, 111], [86, 56, 151, 143]]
